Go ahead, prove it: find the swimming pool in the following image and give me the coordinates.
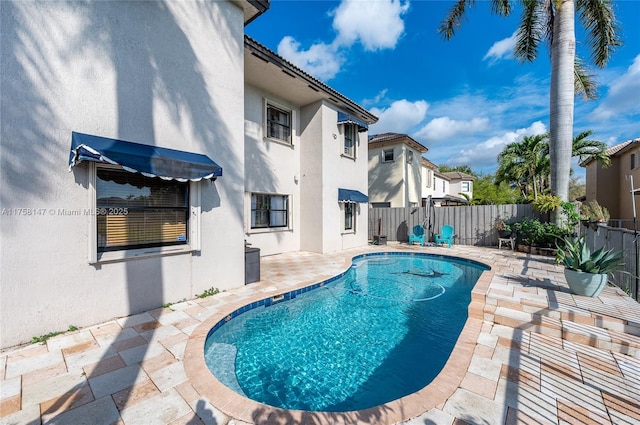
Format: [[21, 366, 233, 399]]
[[204, 252, 489, 412]]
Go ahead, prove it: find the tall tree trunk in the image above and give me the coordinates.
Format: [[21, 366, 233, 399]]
[[550, 0, 575, 224]]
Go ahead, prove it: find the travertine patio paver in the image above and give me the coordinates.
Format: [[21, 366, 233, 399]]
[[1, 243, 639, 424]]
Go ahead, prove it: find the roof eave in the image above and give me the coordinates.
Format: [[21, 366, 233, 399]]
[[244, 35, 378, 125], [237, 0, 270, 26]]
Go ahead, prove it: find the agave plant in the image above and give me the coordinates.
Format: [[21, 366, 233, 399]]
[[556, 235, 623, 275]]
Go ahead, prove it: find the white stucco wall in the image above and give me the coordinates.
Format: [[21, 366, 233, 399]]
[[421, 165, 436, 200], [433, 176, 450, 198], [320, 104, 369, 252], [244, 85, 301, 256], [299, 104, 325, 253], [368, 145, 405, 207], [0, 1, 246, 348], [405, 147, 422, 206]]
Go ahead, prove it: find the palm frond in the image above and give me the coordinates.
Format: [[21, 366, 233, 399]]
[[573, 129, 611, 167], [576, 0, 621, 67], [438, 0, 474, 40], [514, 0, 545, 62], [490, 0, 512, 17], [574, 56, 598, 100]]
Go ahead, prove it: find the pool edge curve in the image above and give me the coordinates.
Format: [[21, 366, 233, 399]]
[[184, 251, 493, 424]]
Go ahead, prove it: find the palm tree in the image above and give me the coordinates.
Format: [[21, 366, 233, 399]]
[[496, 134, 549, 199], [572, 129, 610, 167], [439, 0, 620, 221]]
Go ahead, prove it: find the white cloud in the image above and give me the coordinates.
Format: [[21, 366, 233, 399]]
[[451, 121, 548, 168], [332, 0, 410, 51], [414, 116, 490, 142], [276, 0, 409, 80], [277, 36, 343, 81], [590, 54, 640, 120], [369, 99, 429, 134], [362, 89, 388, 107], [483, 31, 517, 64]]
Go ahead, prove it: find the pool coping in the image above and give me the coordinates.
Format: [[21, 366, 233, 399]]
[[184, 251, 495, 424]]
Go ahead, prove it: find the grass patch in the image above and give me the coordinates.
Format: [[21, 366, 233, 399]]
[[32, 325, 78, 344], [196, 287, 220, 299]]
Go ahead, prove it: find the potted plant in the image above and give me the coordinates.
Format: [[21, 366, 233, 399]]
[[556, 235, 624, 297], [495, 216, 512, 238]]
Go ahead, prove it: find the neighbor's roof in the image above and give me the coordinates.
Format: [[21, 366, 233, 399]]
[[434, 171, 451, 181], [421, 157, 438, 169], [368, 133, 428, 153], [244, 36, 378, 125], [582, 138, 640, 166], [441, 171, 476, 181]]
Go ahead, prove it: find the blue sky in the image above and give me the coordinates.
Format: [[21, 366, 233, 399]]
[[246, 0, 640, 180]]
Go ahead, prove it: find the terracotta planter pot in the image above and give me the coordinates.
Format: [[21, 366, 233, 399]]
[[564, 268, 608, 297]]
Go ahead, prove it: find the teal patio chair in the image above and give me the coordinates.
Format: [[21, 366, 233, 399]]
[[408, 225, 425, 246], [435, 225, 454, 247]]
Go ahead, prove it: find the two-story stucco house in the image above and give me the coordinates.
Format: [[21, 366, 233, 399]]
[[368, 133, 428, 208], [0, 0, 375, 348], [243, 37, 375, 256], [583, 138, 640, 229]]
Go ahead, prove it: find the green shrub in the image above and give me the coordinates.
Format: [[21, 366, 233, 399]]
[[533, 194, 562, 215], [513, 218, 567, 247]]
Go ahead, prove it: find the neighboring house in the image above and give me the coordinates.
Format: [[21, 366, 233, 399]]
[[440, 171, 475, 205], [368, 133, 428, 208], [420, 159, 471, 206], [0, 1, 375, 348], [583, 138, 640, 229], [243, 36, 376, 256]]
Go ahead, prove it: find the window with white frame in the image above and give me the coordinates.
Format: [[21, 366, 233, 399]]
[[426, 170, 432, 188], [251, 193, 289, 229], [461, 181, 471, 192], [382, 149, 394, 162], [344, 203, 354, 231], [343, 124, 357, 158], [632, 153, 637, 170], [96, 167, 189, 252], [265, 101, 291, 144]]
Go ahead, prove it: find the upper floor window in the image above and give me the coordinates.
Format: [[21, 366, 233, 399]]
[[461, 181, 471, 192], [265, 102, 291, 144], [382, 149, 394, 162], [426, 170, 432, 188], [251, 193, 289, 229], [632, 153, 637, 170], [407, 150, 413, 164], [343, 124, 357, 158], [96, 168, 189, 252]]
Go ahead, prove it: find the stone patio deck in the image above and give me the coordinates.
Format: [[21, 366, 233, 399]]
[[1, 243, 639, 424]]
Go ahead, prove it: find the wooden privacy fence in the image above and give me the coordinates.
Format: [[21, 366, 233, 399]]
[[368, 204, 538, 247], [582, 225, 639, 301]]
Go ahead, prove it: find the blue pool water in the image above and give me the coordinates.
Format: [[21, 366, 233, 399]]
[[204, 253, 489, 412]]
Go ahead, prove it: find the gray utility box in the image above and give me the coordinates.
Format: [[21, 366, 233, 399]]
[[373, 235, 387, 245], [245, 247, 260, 284]]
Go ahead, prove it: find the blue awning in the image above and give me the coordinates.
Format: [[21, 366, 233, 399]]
[[338, 188, 368, 203], [68, 132, 222, 181], [337, 111, 368, 133]]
